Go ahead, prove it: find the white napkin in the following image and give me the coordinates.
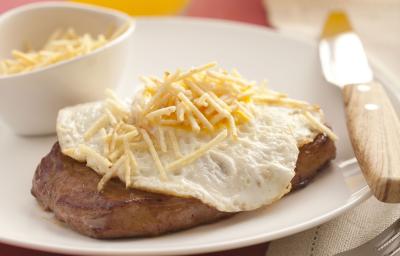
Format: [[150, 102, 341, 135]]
[[265, 0, 400, 83], [267, 197, 400, 255], [264, 1, 400, 255]]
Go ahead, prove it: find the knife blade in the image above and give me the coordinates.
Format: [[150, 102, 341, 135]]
[[319, 11, 400, 203]]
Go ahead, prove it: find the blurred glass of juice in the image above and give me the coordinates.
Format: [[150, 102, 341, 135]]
[[72, 0, 189, 15]]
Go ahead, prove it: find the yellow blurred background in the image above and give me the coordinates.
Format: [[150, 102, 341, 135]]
[[72, 0, 189, 15]]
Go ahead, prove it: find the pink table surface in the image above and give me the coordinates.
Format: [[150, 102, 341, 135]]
[[0, 0, 270, 255]]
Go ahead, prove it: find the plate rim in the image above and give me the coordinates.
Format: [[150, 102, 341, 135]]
[[3, 16, 396, 255], [0, 189, 371, 256]]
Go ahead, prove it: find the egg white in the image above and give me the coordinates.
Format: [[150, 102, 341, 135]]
[[57, 101, 322, 212]]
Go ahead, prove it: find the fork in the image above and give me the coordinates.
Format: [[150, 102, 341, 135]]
[[335, 218, 400, 256]]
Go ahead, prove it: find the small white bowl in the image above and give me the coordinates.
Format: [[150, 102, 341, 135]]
[[0, 2, 135, 135]]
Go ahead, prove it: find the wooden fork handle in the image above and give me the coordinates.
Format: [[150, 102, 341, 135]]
[[343, 81, 400, 203]]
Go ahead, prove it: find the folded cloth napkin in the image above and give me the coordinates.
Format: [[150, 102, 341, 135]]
[[264, 1, 400, 255], [267, 197, 400, 256], [264, 0, 400, 82]]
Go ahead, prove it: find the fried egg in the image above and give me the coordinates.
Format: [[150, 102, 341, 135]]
[[57, 100, 323, 212]]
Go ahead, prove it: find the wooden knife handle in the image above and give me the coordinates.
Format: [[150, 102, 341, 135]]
[[343, 81, 400, 203]]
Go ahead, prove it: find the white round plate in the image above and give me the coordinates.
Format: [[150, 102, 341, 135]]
[[5, 17, 399, 256]]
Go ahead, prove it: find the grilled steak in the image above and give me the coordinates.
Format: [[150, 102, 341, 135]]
[[292, 134, 336, 189], [31, 134, 335, 238]]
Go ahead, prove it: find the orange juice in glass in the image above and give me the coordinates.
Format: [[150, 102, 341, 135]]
[[72, 0, 189, 15]]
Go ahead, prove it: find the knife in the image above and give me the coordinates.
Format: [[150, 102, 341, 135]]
[[319, 11, 400, 203]]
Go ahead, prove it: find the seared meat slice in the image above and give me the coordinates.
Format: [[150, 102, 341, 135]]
[[292, 134, 336, 189], [31, 134, 335, 238], [31, 143, 231, 238]]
